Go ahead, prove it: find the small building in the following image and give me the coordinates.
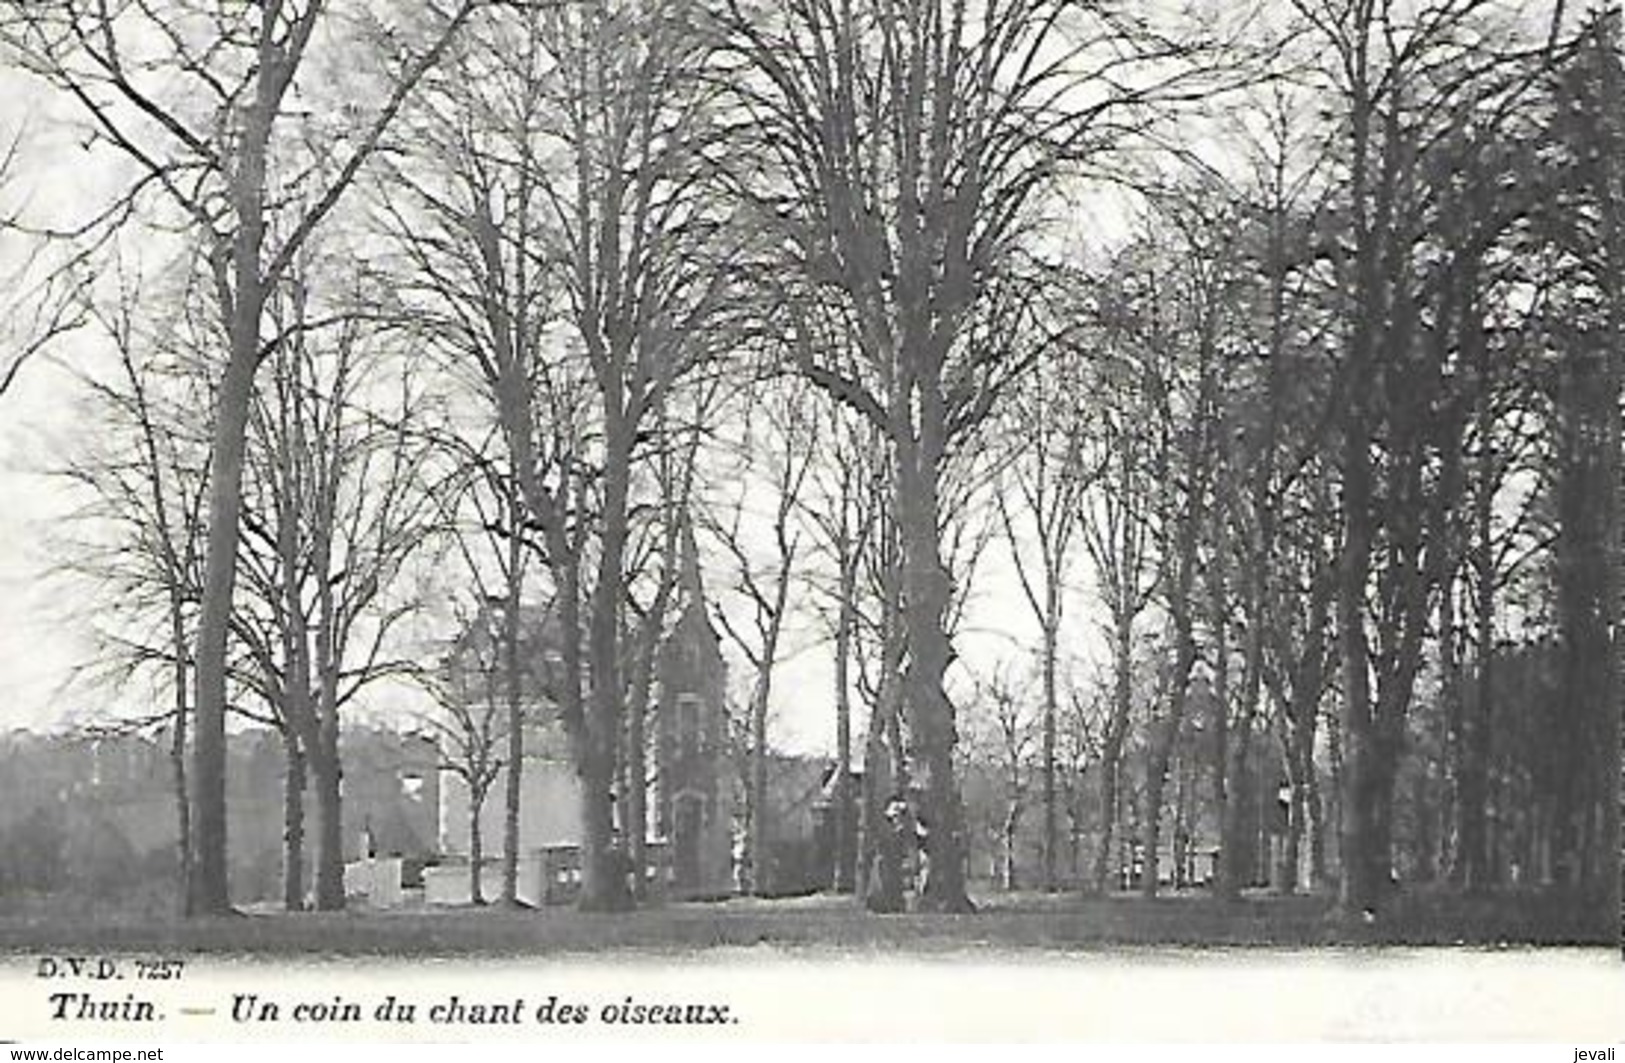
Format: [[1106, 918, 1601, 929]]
[[748, 756, 861, 896], [433, 526, 734, 904]]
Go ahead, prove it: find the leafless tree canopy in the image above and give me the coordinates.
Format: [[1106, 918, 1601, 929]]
[[1, 0, 1617, 928]]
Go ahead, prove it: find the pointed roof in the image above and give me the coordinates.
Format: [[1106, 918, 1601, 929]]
[[679, 514, 705, 602], [674, 512, 721, 651]]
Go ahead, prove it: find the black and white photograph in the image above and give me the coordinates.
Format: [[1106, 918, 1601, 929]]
[[0, 0, 1620, 1043]]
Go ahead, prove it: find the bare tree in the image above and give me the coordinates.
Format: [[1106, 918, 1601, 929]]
[[233, 262, 445, 910], [994, 330, 1094, 892], [720, 0, 1241, 912], [707, 378, 814, 896], [0, 120, 92, 399], [1081, 350, 1158, 894], [48, 262, 211, 913], [620, 380, 715, 897], [1286, 0, 1554, 916], [1057, 683, 1104, 886], [1206, 83, 1335, 901], [3, 0, 477, 914], [798, 400, 883, 893], [421, 594, 514, 908], [967, 667, 1036, 892], [379, 0, 734, 908]]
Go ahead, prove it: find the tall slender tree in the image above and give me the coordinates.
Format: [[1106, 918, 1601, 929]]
[[3, 0, 477, 914]]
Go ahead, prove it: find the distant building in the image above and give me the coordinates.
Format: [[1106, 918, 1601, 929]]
[[752, 755, 859, 896], [434, 526, 735, 903], [650, 534, 734, 897]]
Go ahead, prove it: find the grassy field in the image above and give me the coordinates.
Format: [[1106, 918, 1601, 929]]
[[0, 888, 1613, 956]]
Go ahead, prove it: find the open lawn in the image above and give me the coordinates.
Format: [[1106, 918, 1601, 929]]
[[0, 888, 1613, 956]]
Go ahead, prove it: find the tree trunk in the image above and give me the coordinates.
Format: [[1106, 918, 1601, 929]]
[[309, 727, 344, 911], [1068, 788, 1083, 885], [282, 732, 306, 912], [1140, 626, 1198, 898], [749, 680, 770, 895], [861, 565, 907, 913], [1307, 763, 1328, 890], [1211, 577, 1234, 900], [1278, 762, 1301, 895], [1573, 6, 1622, 917], [832, 555, 857, 893], [169, 636, 191, 917], [576, 742, 622, 910], [1040, 616, 1058, 892], [1595, 11, 1622, 922], [469, 785, 486, 906], [1094, 621, 1133, 893], [624, 662, 649, 902], [579, 608, 625, 911], [1292, 685, 1321, 893], [501, 491, 524, 906], [188, 344, 259, 916], [894, 412, 971, 913], [1338, 401, 1379, 915], [621, 486, 688, 903], [1459, 434, 1494, 892], [858, 695, 890, 904], [578, 415, 632, 912], [1442, 545, 1467, 889], [1001, 803, 1020, 891], [311, 480, 346, 912], [187, 22, 288, 915]]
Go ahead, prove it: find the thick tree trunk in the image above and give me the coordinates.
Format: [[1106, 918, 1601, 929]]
[[1596, 14, 1623, 923], [1442, 551, 1467, 889], [1333, 2, 1389, 920], [1291, 689, 1321, 892], [282, 732, 305, 912], [622, 575, 674, 904], [309, 728, 344, 911], [501, 497, 524, 906], [581, 554, 626, 910], [624, 669, 648, 902], [861, 571, 907, 913], [1140, 626, 1198, 898], [1219, 446, 1278, 900], [1579, 8, 1622, 917], [621, 497, 687, 903], [894, 415, 971, 913], [577, 416, 631, 912], [832, 558, 857, 893], [1278, 771, 1301, 895], [1338, 413, 1380, 916], [858, 697, 891, 904], [576, 743, 622, 910], [1220, 733, 1253, 894], [1555, 343, 1614, 889], [1307, 764, 1328, 890], [1094, 622, 1133, 893], [311, 488, 346, 912], [1458, 455, 1494, 892], [188, 343, 259, 916], [187, 21, 288, 915]]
